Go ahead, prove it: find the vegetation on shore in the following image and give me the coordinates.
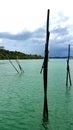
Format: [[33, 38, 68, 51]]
[[0, 49, 43, 59]]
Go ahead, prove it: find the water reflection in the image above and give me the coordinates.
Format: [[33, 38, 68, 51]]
[[40, 118, 52, 130], [66, 85, 71, 95]]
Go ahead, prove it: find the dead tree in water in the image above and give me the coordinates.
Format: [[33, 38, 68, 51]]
[[66, 44, 72, 86], [40, 9, 50, 121]]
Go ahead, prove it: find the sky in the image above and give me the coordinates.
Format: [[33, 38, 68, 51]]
[[0, 0, 73, 56]]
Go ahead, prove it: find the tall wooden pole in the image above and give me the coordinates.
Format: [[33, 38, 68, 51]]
[[66, 44, 72, 86], [42, 9, 50, 121]]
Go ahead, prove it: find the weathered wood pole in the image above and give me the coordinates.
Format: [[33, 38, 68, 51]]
[[43, 9, 50, 121], [16, 56, 24, 73], [66, 44, 72, 86], [0, 53, 19, 73], [9, 59, 19, 73], [6, 55, 19, 73]]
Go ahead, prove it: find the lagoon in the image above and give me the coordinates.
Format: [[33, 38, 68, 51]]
[[0, 59, 73, 130]]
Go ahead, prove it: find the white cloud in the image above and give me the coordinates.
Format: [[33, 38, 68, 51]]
[[0, 38, 3, 43], [0, 0, 73, 56], [0, 0, 49, 33], [0, 0, 73, 34]]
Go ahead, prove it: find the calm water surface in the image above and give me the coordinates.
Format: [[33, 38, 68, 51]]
[[0, 59, 73, 130]]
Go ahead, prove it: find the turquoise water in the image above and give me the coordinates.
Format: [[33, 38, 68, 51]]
[[0, 59, 73, 130]]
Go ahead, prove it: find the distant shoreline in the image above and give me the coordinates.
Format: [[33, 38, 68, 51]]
[[0, 49, 43, 59], [49, 57, 73, 59], [0, 49, 73, 60]]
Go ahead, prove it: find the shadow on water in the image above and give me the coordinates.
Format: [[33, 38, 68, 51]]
[[2, 72, 24, 77]]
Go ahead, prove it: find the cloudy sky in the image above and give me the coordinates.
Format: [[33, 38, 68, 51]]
[[0, 0, 73, 56]]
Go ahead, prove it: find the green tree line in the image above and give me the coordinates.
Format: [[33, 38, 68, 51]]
[[0, 49, 43, 59]]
